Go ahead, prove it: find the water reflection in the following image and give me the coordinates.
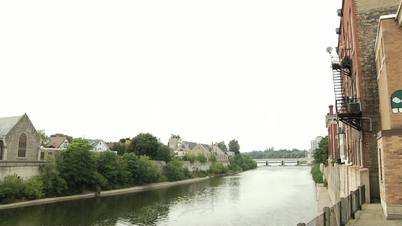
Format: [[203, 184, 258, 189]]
[[0, 167, 316, 226]]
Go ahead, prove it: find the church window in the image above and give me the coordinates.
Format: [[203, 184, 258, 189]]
[[18, 134, 27, 158]]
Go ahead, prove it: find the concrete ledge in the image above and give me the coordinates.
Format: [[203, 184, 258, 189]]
[[0, 176, 211, 210]]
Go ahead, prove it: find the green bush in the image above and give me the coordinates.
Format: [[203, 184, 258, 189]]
[[229, 154, 257, 172], [209, 163, 228, 175], [40, 161, 67, 197], [95, 152, 130, 188], [165, 159, 187, 181], [311, 164, 323, 183], [23, 176, 44, 200], [196, 154, 207, 163], [136, 156, 161, 184], [209, 155, 217, 162], [183, 153, 196, 163], [57, 139, 98, 193], [122, 153, 161, 185], [0, 175, 25, 204]]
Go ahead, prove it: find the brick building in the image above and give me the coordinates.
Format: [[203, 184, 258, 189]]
[[375, 5, 402, 218], [326, 0, 400, 205]]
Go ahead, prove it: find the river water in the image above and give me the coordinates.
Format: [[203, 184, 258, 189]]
[[0, 166, 316, 226]]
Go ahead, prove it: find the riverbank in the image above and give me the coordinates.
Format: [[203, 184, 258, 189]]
[[0, 176, 210, 210]]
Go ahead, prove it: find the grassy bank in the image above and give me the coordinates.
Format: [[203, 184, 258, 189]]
[[311, 164, 323, 183]]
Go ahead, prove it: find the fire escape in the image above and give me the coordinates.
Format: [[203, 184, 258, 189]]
[[331, 56, 362, 131]]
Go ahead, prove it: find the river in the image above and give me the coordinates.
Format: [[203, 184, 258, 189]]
[[0, 166, 317, 226]]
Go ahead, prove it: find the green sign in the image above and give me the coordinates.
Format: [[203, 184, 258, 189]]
[[391, 90, 402, 113]]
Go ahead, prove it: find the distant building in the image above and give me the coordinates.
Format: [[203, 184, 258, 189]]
[[0, 114, 44, 179], [47, 136, 69, 149], [87, 139, 111, 152], [310, 136, 323, 153], [168, 136, 229, 162]]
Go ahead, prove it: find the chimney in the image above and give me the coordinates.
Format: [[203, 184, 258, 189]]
[[329, 105, 334, 115]]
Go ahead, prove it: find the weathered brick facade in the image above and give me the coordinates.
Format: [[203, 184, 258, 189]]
[[376, 14, 402, 219], [336, 0, 399, 201]]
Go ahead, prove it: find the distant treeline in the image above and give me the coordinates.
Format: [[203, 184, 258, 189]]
[[244, 148, 307, 159]]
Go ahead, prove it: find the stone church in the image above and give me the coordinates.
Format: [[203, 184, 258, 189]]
[[0, 114, 43, 179]]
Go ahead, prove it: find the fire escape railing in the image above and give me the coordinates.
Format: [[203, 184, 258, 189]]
[[331, 57, 362, 131]]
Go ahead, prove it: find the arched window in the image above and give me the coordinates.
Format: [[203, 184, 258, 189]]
[[18, 134, 27, 158], [0, 140, 3, 160]]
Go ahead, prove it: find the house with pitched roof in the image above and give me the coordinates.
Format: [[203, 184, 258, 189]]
[[168, 136, 229, 162], [0, 114, 43, 179], [87, 139, 111, 152]]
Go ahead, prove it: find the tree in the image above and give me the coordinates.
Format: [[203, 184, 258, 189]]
[[128, 133, 171, 161], [40, 160, 67, 197], [228, 139, 240, 155], [217, 141, 228, 152], [57, 139, 97, 193], [122, 153, 161, 185], [37, 130, 49, 146], [128, 133, 159, 158], [313, 136, 329, 165], [110, 142, 126, 155], [95, 152, 129, 188]]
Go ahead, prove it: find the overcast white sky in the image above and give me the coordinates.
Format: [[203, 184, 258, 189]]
[[0, 0, 341, 152]]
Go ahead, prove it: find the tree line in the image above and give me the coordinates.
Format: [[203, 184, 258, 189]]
[[244, 148, 307, 159], [0, 134, 256, 204]]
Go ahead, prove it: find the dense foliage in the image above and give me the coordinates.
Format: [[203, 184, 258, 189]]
[[229, 154, 257, 172], [228, 139, 240, 155], [111, 133, 171, 162], [57, 138, 98, 193], [313, 136, 329, 165], [244, 148, 307, 159], [311, 164, 323, 183], [165, 159, 189, 181], [0, 137, 258, 204]]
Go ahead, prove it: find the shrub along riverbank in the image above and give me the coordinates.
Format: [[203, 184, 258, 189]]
[[0, 139, 257, 204]]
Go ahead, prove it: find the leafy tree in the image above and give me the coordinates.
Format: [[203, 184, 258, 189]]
[[128, 133, 159, 158], [165, 159, 187, 181], [217, 141, 228, 152], [0, 175, 25, 204], [111, 142, 126, 155], [128, 133, 171, 161], [313, 136, 329, 165], [210, 163, 228, 175], [122, 153, 161, 185], [228, 139, 240, 155], [155, 144, 172, 162], [23, 176, 44, 200], [196, 154, 207, 163], [40, 160, 67, 197], [95, 152, 129, 188], [57, 139, 97, 193], [37, 130, 49, 146], [229, 154, 257, 172]]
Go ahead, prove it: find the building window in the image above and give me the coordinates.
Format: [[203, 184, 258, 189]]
[[18, 133, 27, 158], [0, 141, 3, 160], [40, 151, 45, 160], [379, 148, 383, 183]]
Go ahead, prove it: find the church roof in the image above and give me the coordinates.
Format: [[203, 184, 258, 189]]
[[0, 115, 24, 137]]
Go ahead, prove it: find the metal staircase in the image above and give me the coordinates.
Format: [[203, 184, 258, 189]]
[[331, 58, 362, 131]]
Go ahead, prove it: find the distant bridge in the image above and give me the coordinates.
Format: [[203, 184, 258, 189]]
[[254, 158, 312, 167]]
